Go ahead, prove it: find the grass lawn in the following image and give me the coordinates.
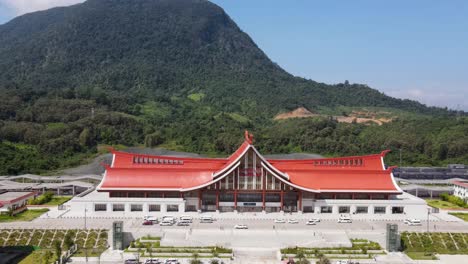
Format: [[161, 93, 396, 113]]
[[426, 199, 465, 209], [42, 196, 72, 206], [19, 250, 56, 264], [406, 252, 438, 260], [449, 212, 468, 221], [0, 209, 49, 222]]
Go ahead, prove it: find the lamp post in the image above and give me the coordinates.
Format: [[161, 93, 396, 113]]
[[427, 208, 431, 233], [84, 207, 87, 229]]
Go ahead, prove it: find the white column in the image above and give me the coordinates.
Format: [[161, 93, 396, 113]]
[[332, 205, 339, 214], [178, 202, 185, 213], [107, 203, 112, 212], [143, 203, 149, 213], [161, 204, 167, 213], [315, 206, 321, 213]]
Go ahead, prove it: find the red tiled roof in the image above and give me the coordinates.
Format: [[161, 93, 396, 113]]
[[98, 133, 400, 193], [453, 181, 468, 188]]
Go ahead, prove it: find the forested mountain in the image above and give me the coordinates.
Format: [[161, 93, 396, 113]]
[[0, 0, 466, 175]]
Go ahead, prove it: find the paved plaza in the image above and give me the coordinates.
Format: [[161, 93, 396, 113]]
[[1, 209, 468, 263]]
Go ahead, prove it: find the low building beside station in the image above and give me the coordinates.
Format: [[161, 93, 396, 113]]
[[0, 191, 36, 215], [453, 180, 468, 202]]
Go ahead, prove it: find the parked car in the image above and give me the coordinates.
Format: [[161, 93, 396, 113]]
[[404, 219, 411, 224], [160, 221, 174, 226], [125, 258, 139, 264], [309, 218, 320, 222], [164, 259, 180, 264], [287, 219, 299, 224], [176, 221, 189, 226], [142, 220, 153, 225], [180, 216, 193, 223], [274, 219, 286, 223], [408, 219, 422, 226], [306, 220, 317, 225], [337, 216, 352, 223], [234, 224, 248, 229], [145, 258, 161, 264]]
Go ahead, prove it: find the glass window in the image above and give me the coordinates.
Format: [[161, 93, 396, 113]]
[[128, 192, 145, 198], [167, 204, 179, 212], [321, 206, 332, 213], [112, 204, 125, 212], [374, 206, 386, 214], [392, 206, 404, 214], [148, 204, 160, 212], [339, 206, 350, 213], [130, 204, 143, 211], [356, 206, 368, 214], [336, 194, 352, 200], [94, 204, 107, 212]]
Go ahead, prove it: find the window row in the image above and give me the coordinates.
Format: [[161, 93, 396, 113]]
[[314, 158, 363, 166], [133, 156, 184, 165], [93, 203, 179, 212], [319, 206, 403, 214]]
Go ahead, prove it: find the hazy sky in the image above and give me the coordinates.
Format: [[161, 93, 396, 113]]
[[0, 0, 467, 110]]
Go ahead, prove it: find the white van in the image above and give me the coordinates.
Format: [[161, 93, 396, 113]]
[[408, 219, 422, 226], [180, 216, 193, 223], [200, 215, 214, 223], [338, 216, 352, 223]]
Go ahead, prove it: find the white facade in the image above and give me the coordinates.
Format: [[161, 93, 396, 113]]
[[66, 190, 429, 219], [453, 182, 468, 202]]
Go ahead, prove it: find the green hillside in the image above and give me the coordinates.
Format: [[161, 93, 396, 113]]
[[0, 0, 466, 174]]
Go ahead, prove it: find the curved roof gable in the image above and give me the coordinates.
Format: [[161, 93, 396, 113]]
[[97, 132, 400, 193]]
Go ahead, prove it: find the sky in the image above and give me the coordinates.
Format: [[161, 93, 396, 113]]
[[0, 0, 467, 111]]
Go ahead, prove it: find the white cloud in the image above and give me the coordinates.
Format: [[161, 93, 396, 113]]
[[1, 0, 85, 16], [388, 88, 468, 111]]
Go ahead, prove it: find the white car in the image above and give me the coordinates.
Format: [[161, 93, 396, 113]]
[[274, 219, 286, 223], [306, 220, 317, 225], [408, 219, 422, 226], [160, 221, 174, 226], [309, 218, 320, 222], [338, 218, 352, 223], [287, 219, 299, 224], [404, 219, 411, 224], [234, 224, 248, 229]]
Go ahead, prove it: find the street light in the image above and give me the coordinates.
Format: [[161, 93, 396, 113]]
[[84, 207, 87, 229], [427, 208, 431, 233]]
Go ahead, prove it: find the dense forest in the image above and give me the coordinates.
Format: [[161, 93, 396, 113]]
[[0, 0, 466, 175]]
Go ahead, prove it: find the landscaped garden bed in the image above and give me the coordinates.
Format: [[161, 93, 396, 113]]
[[449, 212, 468, 221], [281, 238, 385, 260], [0, 228, 109, 263], [125, 237, 233, 259], [401, 232, 468, 259]]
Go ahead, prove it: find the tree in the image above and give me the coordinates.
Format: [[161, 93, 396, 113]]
[[296, 250, 310, 264], [144, 131, 164, 147], [64, 233, 74, 250], [315, 253, 330, 264], [147, 243, 153, 258], [210, 259, 220, 264], [42, 250, 53, 264], [54, 240, 62, 261], [190, 253, 202, 264]]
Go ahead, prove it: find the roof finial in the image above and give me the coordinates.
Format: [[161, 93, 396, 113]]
[[244, 130, 254, 144]]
